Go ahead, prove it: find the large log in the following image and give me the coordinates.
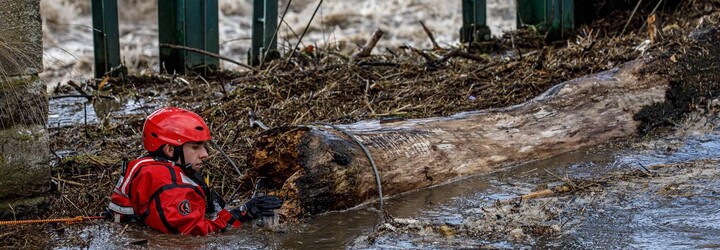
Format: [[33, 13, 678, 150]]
[[244, 58, 668, 221]]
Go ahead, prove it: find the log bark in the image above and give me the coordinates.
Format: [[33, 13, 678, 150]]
[[245, 58, 668, 221]]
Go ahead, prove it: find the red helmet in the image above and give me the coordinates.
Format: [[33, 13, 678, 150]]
[[142, 107, 211, 152]]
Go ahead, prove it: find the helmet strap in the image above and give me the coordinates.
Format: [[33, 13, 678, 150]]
[[173, 146, 196, 176], [172, 146, 186, 166]]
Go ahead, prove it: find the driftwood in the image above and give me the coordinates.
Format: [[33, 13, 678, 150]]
[[158, 43, 256, 71], [244, 58, 668, 221], [419, 21, 441, 50], [352, 29, 385, 60]]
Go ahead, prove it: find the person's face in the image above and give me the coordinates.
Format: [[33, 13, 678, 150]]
[[181, 142, 208, 171]]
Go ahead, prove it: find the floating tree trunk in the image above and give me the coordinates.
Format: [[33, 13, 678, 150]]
[[244, 58, 668, 221]]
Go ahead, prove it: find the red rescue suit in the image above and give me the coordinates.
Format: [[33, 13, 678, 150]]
[[108, 157, 240, 235]]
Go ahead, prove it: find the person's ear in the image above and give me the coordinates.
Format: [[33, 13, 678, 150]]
[[162, 144, 174, 158]]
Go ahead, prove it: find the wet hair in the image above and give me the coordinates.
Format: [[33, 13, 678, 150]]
[[148, 147, 166, 159], [148, 144, 181, 162]]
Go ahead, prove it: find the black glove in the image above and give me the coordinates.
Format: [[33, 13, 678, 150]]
[[230, 195, 283, 222]]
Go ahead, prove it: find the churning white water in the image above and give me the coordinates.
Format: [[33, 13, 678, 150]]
[[40, 0, 515, 91]]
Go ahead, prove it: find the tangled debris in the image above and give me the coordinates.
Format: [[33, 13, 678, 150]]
[[2, 1, 720, 248]]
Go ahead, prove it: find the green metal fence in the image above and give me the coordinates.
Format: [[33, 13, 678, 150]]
[[517, 0, 574, 38], [93, 0, 221, 77], [249, 0, 279, 66], [92, 0, 580, 78], [91, 0, 122, 78]]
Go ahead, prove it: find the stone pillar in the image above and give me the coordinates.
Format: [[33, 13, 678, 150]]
[[0, 0, 49, 218]]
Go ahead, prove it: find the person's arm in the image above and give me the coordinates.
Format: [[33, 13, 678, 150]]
[[146, 186, 240, 235]]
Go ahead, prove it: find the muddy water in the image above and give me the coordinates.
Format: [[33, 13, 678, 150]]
[[47, 93, 720, 248], [56, 142, 615, 249], [564, 135, 720, 249], [48, 97, 98, 128], [347, 146, 619, 249], [53, 131, 720, 248], [48, 95, 163, 128]]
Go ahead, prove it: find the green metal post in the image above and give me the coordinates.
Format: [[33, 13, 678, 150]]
[[91, 0, 122, 78], [159, 0, 219, 75], [249, 0, 263, 66], [185, 0, 204, 71], [159, 0, 185, 74], [263, 0, 278, 56], [517, 0, 574, 38], [460, 0, 491, 43], [249, 0, 278, 66], [557, 0, 574, 36], [205, 0, 220, 71], [517, 0, 543, 28]]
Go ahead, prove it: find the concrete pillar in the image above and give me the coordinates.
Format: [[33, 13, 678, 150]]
[[0, 0, 49, 218]]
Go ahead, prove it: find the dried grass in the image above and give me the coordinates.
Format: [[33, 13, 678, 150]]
[[0, 35, 46, 129]]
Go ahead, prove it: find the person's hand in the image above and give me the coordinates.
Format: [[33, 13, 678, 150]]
[[230, 195, 283, 222]]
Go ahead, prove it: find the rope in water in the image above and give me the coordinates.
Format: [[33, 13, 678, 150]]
[[0, 216, 105, 225], [311, 123, 384, 210]]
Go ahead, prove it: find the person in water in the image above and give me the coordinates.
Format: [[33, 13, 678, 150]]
[[107, 107, 281, 235]]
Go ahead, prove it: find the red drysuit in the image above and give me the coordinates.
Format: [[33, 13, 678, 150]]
[[108, 156, 240, 235]]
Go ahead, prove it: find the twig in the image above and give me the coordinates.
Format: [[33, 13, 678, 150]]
[[498, 185, 572, 204], [285, 0, 324, 67], [326, 50, 351, 62], [118, 224, 129, 237], [281, 19, 304, 43], [621, 0, 644, 36], [50, 94, 114, 100], [159, 43, 256, 72], [385, 47, 397, 57], [66, 81, 89, 96], [405, 45, 435, 62], [357, 61, 399, 67], [62, 194, 86, 216], [637, 162, 651, 173], [364, 79, 375, 116], [208, 141, 243, 178], [419, 21, 441, 50], [638, 0, 666, 35], [51, 177, 84, 187], [544, 169, 580, 190], [435, 49, 489, 64], [352, 29, 385, 61]]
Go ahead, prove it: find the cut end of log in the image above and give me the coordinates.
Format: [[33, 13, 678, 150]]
[[245, 127, 307, 222], [245, 126, 378, 222]]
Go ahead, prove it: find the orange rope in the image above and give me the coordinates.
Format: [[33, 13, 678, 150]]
[[0, 216, 105, 225]]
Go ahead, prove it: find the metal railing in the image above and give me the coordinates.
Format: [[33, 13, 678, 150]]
[[91, 0, 579, 77]]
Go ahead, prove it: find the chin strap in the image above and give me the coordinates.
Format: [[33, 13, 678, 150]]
[[172, 146, 186, 167], [172, 145, 199, 176]]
